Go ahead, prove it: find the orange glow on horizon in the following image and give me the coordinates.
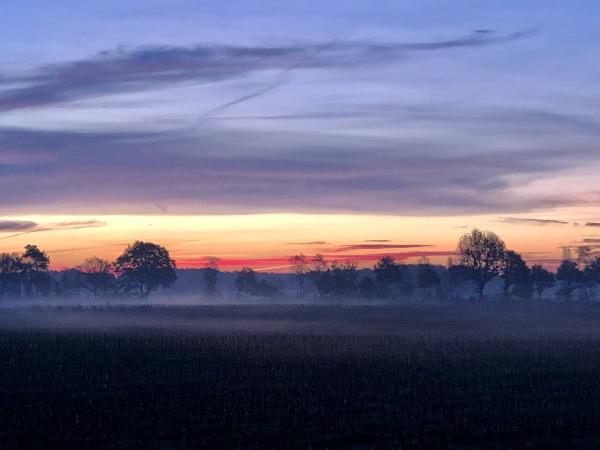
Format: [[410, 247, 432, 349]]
[[0, 210, 596, 271]]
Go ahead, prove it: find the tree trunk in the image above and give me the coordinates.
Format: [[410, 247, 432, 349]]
[[477, 283, 485, 302]]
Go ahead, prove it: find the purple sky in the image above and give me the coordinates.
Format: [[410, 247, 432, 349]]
[[1, 0, 600, 216]]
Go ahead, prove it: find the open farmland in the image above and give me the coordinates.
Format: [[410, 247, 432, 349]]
[[1, 304, 600, 449]]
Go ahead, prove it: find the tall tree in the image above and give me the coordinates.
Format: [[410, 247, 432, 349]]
[[202, 257, 219, 297], [77, 257, 115, 297], [502, 250, 532, 300], [235, 267, 258, 296], [315, 261, 358, 298], [577, 246, 593, 265], [555, 260, 583, 302], [290, 254, 308, 297], [114, 241, 177, 297], [0, 253, 23, 298], [417, 264, 440, 300], [374, 256, 402, 297], [21, 244, 50, 297], [582, 256, 600, 301], [457, 229, 506, 301], [530, 264, 554, 301]]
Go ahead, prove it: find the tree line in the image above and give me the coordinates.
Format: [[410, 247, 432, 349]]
[[1, 229, 599, 301], [0, 241, 176, 298], [235, 229, 599, 302]]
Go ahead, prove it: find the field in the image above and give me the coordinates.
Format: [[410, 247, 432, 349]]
[[2, 304, 600, 449]]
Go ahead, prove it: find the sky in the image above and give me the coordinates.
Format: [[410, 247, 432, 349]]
[[1, 1, 599, 270]]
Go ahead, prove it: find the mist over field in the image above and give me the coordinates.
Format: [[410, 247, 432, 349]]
[[3, 301, 600, 339]]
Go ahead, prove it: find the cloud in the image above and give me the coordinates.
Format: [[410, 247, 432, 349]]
[[499, 217, 570, 226], [0, 219, 105, 240], [1, 122, 599, 216], [332, 244, 432, 252], [0, 30, 533, 112], [364, 239, 390, 242], [45, 220, 106, 231], [0, 220, 38, 232], [585, 223, 600, 227]]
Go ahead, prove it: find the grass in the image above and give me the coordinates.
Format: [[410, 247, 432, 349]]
[[1, 304, 600, 449]]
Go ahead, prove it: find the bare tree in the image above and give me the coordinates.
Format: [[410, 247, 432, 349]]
[[311, 254, 328, 273], [561, 246, 573, 261], [290, 254, 308, 297], [577, 246, 593, 265], [77, 257, 115, 297]]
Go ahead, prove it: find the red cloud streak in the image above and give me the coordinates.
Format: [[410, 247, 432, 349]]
[[176, 251, 456, 270]]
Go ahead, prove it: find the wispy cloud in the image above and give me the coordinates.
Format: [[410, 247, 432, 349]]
[[0, 219, 106, 240], [332, 244, 432, 252], [364, 239, 390, 243], [499, 217, 570, 226], [585, 222, 600, 227], [0, 30, 533, 112], [0, 220, 38, 232]]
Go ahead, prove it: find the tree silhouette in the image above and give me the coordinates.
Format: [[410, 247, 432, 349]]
[[581, 256, 600, 301], [234, 267, 278, 297], [77, 257, 115, 297], [21, 244, 50, 297], [502, 250, 532, 300], [315, 261, 358, 298], [530, 264, 554, 301], [447, 264, 472, 301], [457, 229, 506, 301], [202, 257, 219, 297], [417, 264, 440, 300], [290, 254, 308, 297], [254, 279, 279, 297], [577, 246, 593, 265], [374, 256, 402, 297], [114, 241, 177, 297], [0, 253, 23, 298], [235, 267, 257, 296], [311, 254, 328, 273], [556, 260, 583, 302]]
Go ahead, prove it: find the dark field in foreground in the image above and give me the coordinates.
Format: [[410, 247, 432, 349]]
[[2, 304, 600, 449]]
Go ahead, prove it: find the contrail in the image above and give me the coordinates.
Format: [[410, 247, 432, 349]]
[[0, 230, 38, 240], [255, 264, 294, 272], [197, 39, 333, 122], [198, 72, 290, 123]]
